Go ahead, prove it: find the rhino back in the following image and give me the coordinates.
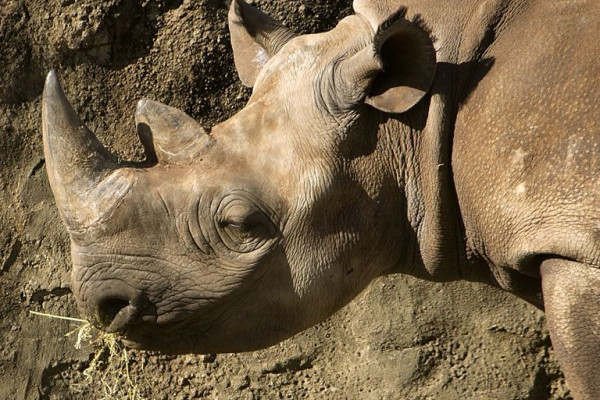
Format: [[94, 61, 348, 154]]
[[453, 0, 600, 296]]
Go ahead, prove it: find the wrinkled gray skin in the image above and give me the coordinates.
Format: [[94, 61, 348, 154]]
[[42, 0, 599, 398]]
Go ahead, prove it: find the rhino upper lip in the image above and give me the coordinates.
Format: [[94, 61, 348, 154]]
[[103, 303, 158, 333], [104, 304, 140, 333]]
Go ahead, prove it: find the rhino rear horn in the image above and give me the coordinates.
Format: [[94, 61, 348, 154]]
[[228, 0, 297, 87], [42, 71, 134, 230], [135, 99, 207, 164]]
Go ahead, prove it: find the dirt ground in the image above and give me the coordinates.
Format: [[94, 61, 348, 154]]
[[0, 0, 572, 399]]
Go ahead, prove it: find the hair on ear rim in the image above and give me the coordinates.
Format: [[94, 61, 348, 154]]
[[373, 7, 437, 54], [375, 7, 408, 41], [410, 14, 436, 44]]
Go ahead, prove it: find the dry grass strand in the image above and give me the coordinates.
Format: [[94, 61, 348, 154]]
[[29, 310, 146, 400]]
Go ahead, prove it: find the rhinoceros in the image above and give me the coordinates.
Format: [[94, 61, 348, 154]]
[[42, 0, 599, 397]]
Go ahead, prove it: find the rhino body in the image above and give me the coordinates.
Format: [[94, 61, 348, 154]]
[[42, 0, 599, 398]]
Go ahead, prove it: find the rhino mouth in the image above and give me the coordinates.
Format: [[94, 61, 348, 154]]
[[110, 315, 214, 355], [82, 278, 223, 353]]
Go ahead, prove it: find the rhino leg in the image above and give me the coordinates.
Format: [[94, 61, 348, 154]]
[[541, 259, 600, 399]]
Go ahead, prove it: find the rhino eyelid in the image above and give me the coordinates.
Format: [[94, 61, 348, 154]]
[[219, 219, 245, 230], [220, 212, 259, 232]]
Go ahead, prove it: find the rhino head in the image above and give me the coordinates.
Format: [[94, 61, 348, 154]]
[[43, 0, 436, 353]]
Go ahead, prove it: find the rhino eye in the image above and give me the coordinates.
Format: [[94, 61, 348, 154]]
[[216, 196, 276, 253]]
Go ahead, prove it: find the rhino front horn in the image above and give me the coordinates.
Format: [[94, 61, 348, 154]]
[[42, 71, 134, 230]]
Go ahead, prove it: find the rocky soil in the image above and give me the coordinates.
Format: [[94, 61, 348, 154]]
[[0, 0, 571, 399]]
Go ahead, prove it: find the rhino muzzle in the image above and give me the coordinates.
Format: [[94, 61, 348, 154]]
[[42, 71, 212, 335]]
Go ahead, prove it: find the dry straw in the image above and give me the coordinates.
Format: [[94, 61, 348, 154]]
[[30, 310, 146, 400]]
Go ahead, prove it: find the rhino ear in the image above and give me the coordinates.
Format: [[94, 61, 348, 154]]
[[340, 9, 436, 114], [366, 10, 436, 113], [135, 99, 207, 164], [228, 0, 297, 87]]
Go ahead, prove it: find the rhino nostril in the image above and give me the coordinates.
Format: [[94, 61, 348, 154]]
[[85, 282, 153, 332], [97, 298, 132, 330]]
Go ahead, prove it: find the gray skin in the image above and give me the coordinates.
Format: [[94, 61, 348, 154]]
[[42, 0, 599, 398]]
